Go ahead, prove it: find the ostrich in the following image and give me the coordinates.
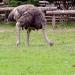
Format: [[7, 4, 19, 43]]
[[8, 4, 54, 47]]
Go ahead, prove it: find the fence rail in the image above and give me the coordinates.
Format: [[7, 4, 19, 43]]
[[46, 10, 75, 15], [0, 7, 57, 13]]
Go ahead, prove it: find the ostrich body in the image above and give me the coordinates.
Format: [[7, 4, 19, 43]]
[[8, 4, 54, 47], [18, 8, 45, 30], [8, 4, 35, 22]]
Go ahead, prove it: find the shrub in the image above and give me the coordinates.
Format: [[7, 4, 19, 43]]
[[9, 0, 39, 7]]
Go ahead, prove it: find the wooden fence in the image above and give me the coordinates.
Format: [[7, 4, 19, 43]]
[[0, 7, 75, 29], [0, 7, 57, 13], [0, 6, 57, 22], [46, 10, 75, 29]]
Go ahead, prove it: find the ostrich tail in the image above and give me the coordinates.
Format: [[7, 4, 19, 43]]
[[8, 12, 15, 22]]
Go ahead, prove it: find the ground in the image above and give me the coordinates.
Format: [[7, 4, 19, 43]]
[[0, 22, 75, 75]]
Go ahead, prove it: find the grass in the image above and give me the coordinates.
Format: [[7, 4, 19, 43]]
[[0, 23, 75, 75]]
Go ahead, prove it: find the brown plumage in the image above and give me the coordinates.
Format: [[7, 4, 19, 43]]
[[8, 4, 35, 22], [17, 7, 46, 30]]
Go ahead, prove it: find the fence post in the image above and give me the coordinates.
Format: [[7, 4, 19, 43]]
[[52, 15, 55, 29]]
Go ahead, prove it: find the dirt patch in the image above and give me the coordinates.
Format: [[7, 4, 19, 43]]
[[0, 29, 14, 32], [50, 28, 75, 33], [0, 28, 75, 33]]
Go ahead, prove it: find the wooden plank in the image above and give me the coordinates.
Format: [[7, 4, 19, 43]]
[[38, 7, 57, 11], [46, 10, 75, 15], [0, 7, 57, 13], [0, 7, 14, 13], [39, 1, 49, 4]]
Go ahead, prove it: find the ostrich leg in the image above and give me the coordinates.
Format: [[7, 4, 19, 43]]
[[16, 22, 21, 47], [26, 28, 31, 47], [42, 25, 54, 46]]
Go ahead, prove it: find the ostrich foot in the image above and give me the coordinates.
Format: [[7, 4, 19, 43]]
[[48, 41, 54, 46], [16, 42, 20, 47]]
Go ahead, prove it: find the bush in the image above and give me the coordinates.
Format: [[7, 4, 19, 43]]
[[9, 0, 39, 7], [9, 0, 23, 7], [26, 0, 39, 6]]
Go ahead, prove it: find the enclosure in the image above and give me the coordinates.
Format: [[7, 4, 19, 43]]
[[0, 0, 75, 74]]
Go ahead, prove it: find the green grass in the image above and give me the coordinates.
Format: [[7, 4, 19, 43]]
[[0, 23, 75, 75]]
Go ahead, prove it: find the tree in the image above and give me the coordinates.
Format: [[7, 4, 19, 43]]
[[47, 0, 75, 9]]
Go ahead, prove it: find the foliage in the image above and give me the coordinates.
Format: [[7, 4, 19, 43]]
[[9, 0, 22, 7], [9, 0, 39, 6], [47, 0, 75, 9]]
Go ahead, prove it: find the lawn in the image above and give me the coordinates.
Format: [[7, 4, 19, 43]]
[[0, 23, 75, 75]]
